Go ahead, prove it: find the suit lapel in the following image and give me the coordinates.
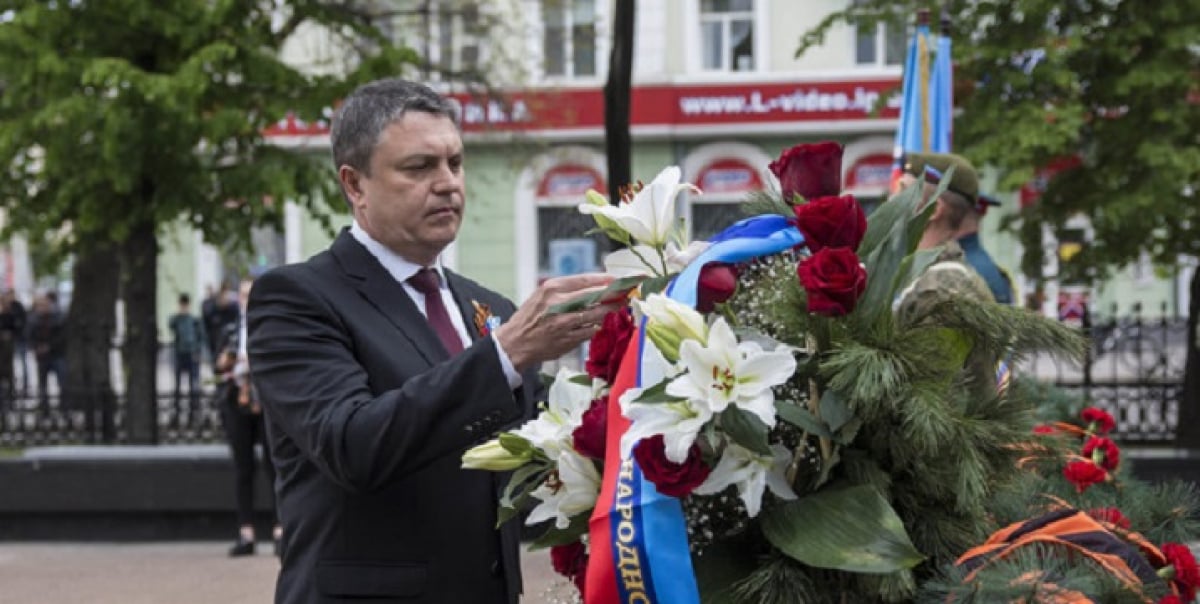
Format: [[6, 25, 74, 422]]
[[330, 230, 449, 365]]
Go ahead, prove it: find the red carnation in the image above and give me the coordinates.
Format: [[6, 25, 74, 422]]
[[572, 397, 608, 460], [797, 247, 868, 317], [1033, 424, 1057, 435], [1063, 460, 1107, 493], [550, 541, 588, 595], [697, 262, 738, 313], [1087, 507, 1131, 529], [1082, 436, 1121, 471], [633, 435, 711, 498], [1162, 542, 1200, 602], [791, 195, 867, 253], [768, 142, 844, 203], [1081, 407, 1116, 435], [586, 309, 634, 384]]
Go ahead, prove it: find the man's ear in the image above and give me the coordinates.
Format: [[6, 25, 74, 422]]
[[338, 165, 364, 207]]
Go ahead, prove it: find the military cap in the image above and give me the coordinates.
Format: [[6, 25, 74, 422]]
[[904, 152, 980, 204]]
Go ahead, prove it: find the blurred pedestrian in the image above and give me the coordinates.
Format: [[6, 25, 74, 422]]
[[168, 293, 205, 423], [29, 293, 65, 412], [216, 277, 279, 557], [204, 282, 239, 366], [0, 291, 17, 407]]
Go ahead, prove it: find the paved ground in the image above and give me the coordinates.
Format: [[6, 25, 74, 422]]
[[0, 542, 577, 604]]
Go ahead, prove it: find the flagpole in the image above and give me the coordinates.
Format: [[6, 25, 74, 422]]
[[917, 9, 930, 153]]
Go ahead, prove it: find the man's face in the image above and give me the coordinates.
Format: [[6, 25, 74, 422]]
[[340, 112, 465, 266]]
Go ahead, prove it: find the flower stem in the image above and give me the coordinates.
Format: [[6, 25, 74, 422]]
[[628, 245, 662, 277]]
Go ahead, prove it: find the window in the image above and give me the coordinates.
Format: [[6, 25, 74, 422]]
[[853, 1, 905, 67], [700, 0, 754, 72], [542, 0, 597, 78], [437, 2, 483, 73]]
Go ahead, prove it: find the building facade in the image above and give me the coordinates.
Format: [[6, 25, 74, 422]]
[[151, 0, 1184, 333]]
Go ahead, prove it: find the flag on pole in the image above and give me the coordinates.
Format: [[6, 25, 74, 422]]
[[890, 12, 954, 193]]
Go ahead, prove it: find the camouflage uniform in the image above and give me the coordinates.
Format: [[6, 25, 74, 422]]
[[896, 241, 1000, 396]]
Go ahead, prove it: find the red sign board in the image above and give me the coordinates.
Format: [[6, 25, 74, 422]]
[[695, 159, 763, 194], [536, 164, 606, 197], [844, 153, 894, 190], [263, 79, 902, 138], [453, 80, 901, 133]]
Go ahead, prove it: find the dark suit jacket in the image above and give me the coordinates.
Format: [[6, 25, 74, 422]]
[[247, 230, 539, 604]]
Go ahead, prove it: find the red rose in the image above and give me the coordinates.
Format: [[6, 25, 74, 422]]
[[1087, 507, 1131, 529], [1081, 406, 1116, 434], [1158, 596, 1182, 604], [1163, 542, 1200, 601], [633, 435, 711, 498], [791, 195, 867, 253], [768, 141, 844, 203], [572, 397, 608, 460], [1033, 424, 1057, 435], [697, 262, 738, 313], [586, 309, 634, 383], [1082, 436, 1120, 471], [1063, 460, 1107, 493], [550, 541, 588, 595], [797, 248, 868, 317]]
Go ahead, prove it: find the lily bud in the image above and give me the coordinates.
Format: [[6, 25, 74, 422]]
[[462, 439, 531, 471]]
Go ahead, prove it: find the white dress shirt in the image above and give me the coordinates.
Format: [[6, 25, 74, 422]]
[[350, 221, 522, 389]]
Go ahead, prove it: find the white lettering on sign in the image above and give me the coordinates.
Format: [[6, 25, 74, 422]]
[[458, 99, 531, 125], [678, 87, 900, 117]]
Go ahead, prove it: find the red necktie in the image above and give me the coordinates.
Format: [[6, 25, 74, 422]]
[[407, 268, 465, 355]]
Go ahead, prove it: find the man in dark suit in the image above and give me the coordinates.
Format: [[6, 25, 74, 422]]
[[247, 78, 615, 603]]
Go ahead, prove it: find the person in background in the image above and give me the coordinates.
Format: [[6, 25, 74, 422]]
[[7, 292, 28, 398], [0, 291, 17, 407], [29, 293, 65, 413], [215, 277, 279, 557], [903, 152, 1015, 305], [204, 282, 240, 367], [168, 293, 206, 424]]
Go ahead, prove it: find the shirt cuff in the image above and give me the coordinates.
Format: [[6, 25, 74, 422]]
[[491, 337, 523, 390]]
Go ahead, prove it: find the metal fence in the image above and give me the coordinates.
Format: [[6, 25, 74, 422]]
[[0, 303, 1189, 446], [1016, 301, 1187, 444]]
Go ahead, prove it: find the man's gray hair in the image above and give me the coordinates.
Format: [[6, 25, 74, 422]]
[[330, 78, 459, 176]]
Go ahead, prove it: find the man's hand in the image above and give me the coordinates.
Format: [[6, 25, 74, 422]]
[[495, 273, 622, 371]]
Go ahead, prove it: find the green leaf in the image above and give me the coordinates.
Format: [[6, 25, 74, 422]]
[[528, 512, 590, 549], [641, 274, 673, 296], [761, 484, 925, 573], [547, 274, 647, 315], [818, 389, 854, 433], [498, 432, 534, 456], [499, 464, 548, 515], [632, 379, 688, 404], [720, 406, 772, 456], [567, 373, 594, 387], [774, 400, 833, 439]]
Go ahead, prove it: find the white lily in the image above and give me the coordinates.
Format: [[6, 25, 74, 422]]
[[666, 318, 796, 427], [602, 240, 710, 278], [694, 443, 797, 517], [512, 367, 594, 460], [577, 166, 699, 248], [618, 393, 713, 464], [525, 449, 603, 529], [634, 294, 709, 362]]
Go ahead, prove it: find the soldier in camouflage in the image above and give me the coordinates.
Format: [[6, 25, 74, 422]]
[[894, 155, 1006, 396]]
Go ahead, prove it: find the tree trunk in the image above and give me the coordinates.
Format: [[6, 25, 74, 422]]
[[1176, 269, 1200, 448], [120, 218, 159, 444], [64, 242, 120, 443], [603, 0, 635, 205]]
